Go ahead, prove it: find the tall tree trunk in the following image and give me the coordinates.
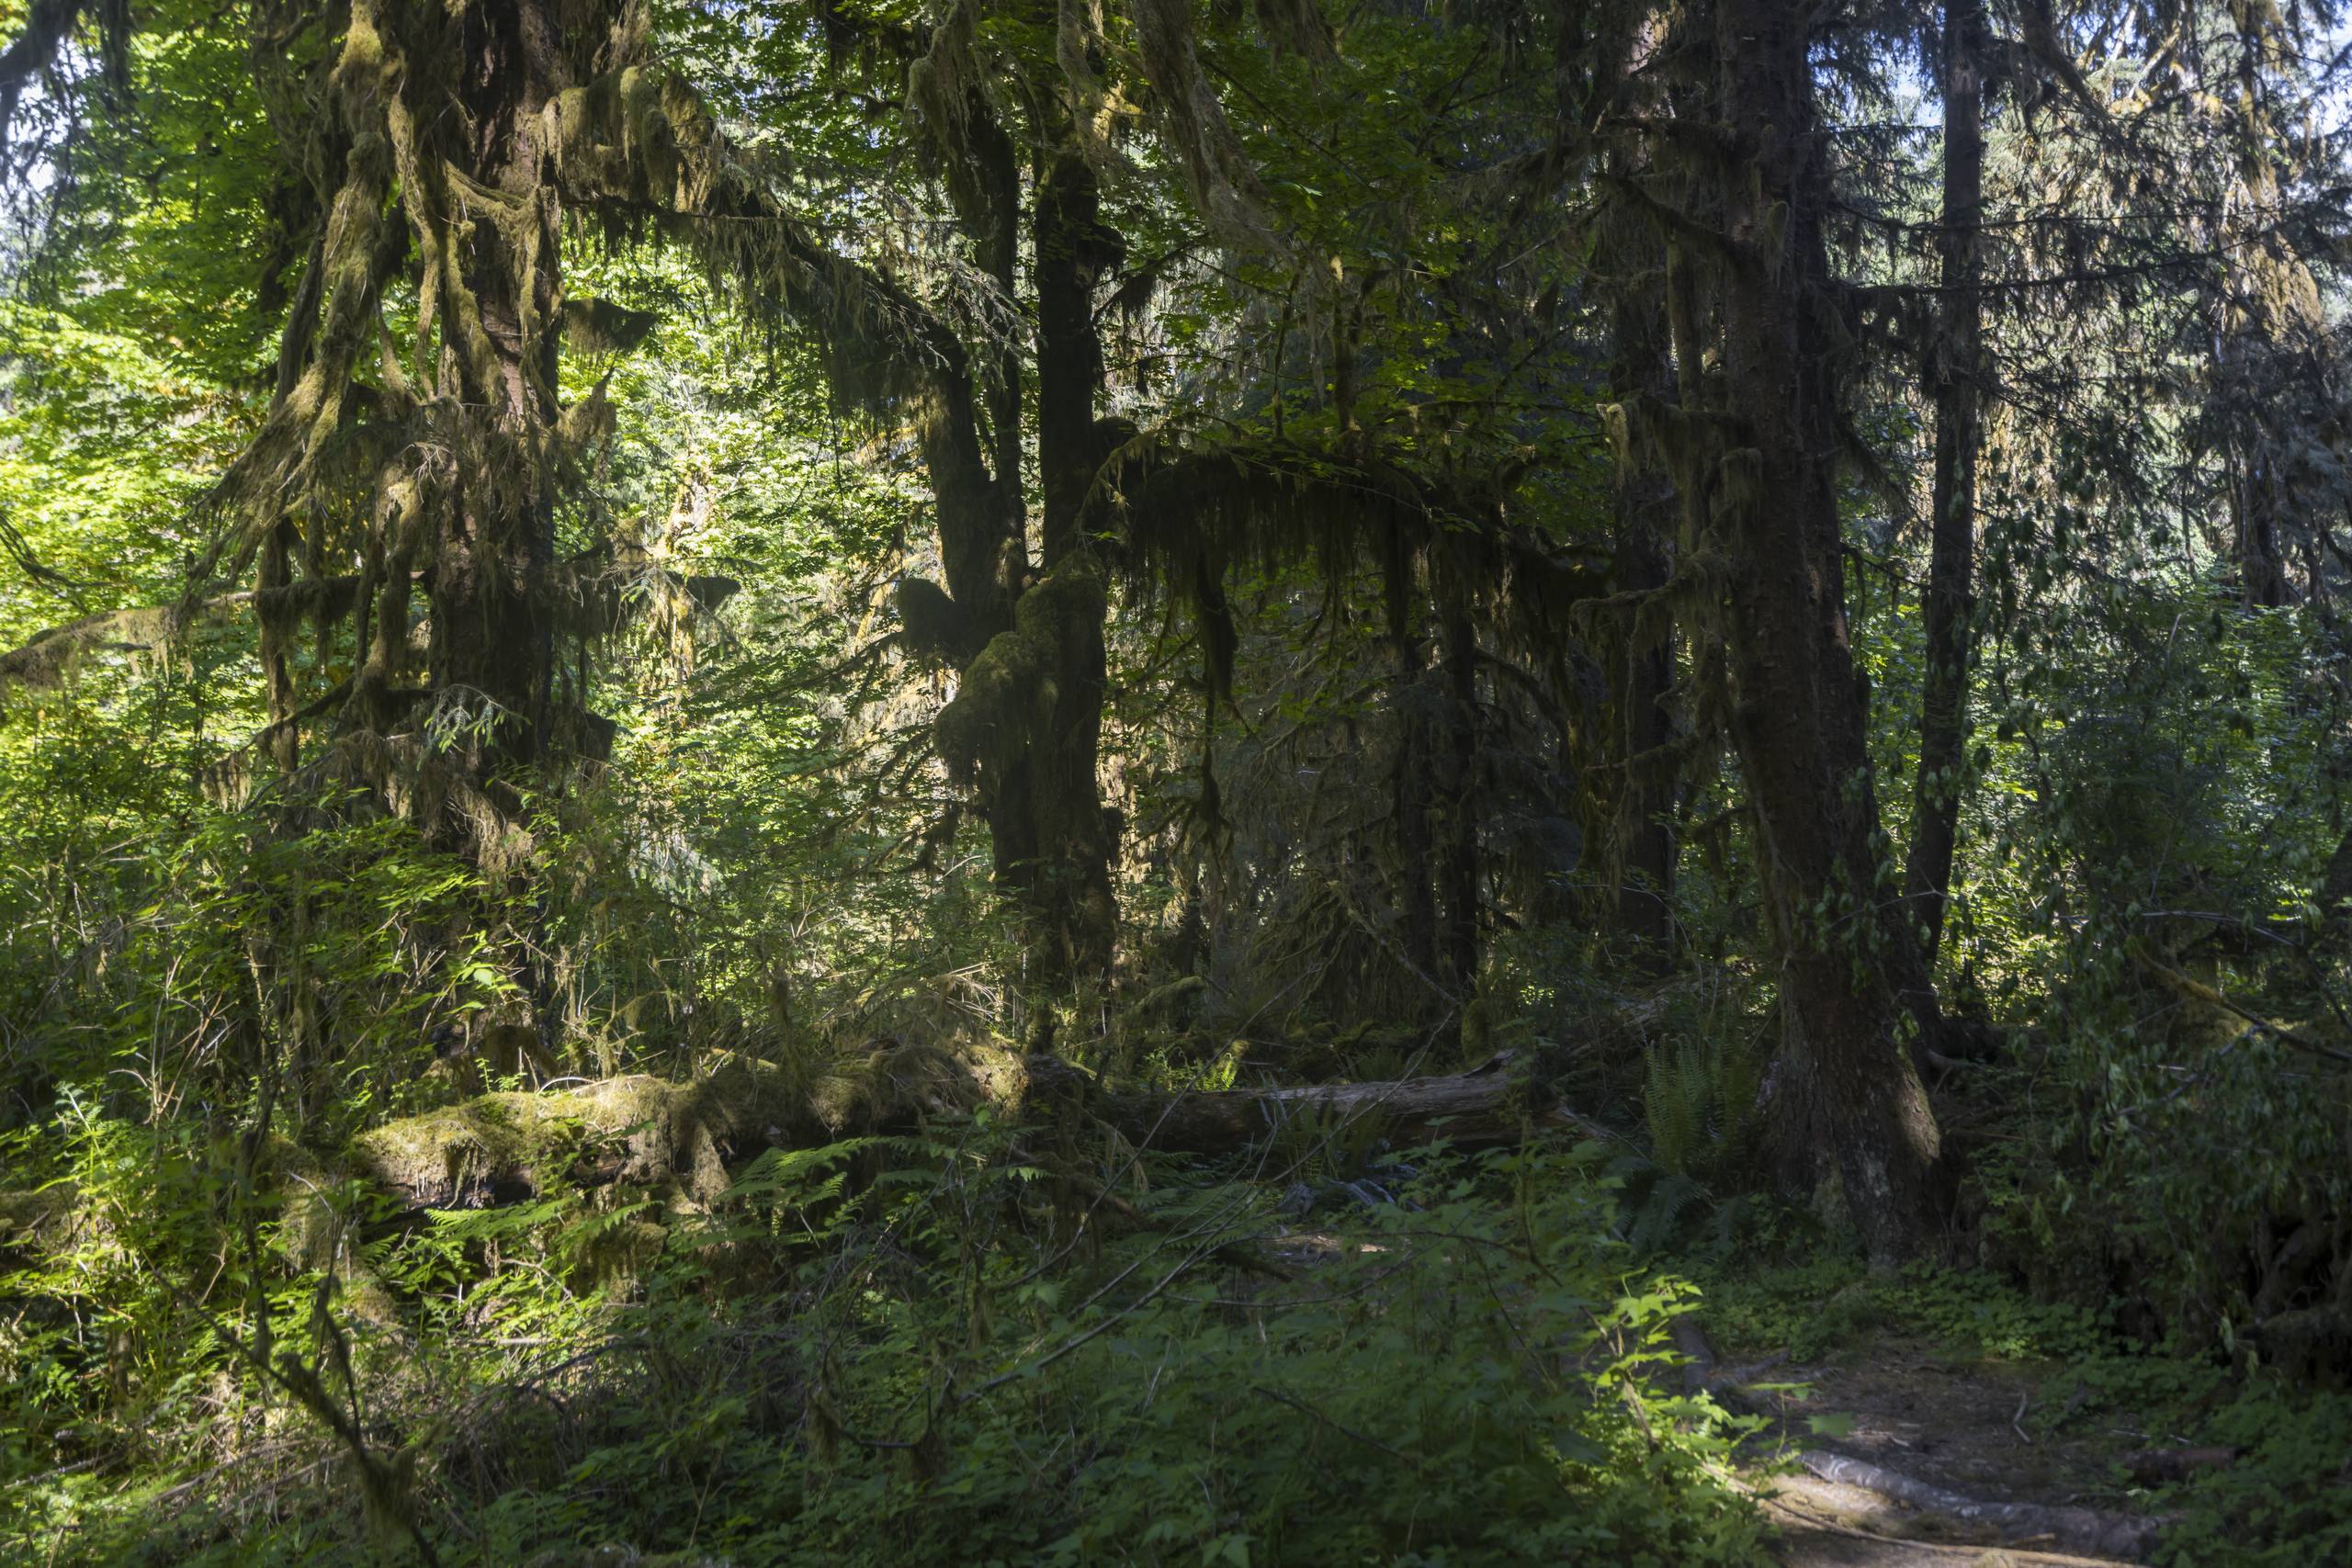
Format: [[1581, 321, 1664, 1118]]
[[426, 0, 567, 785], [1713, 0, 1946, 1265], [1602, 21, 1681, 967], [1905, 0, 1987, 970], [1439, 607, 1481, 991], [1022, 146, 1121, 987], [1609, 286, 1679, 964], [1385, 534, 1442, 990]]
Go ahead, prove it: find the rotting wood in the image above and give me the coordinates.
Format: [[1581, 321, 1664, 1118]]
[[1023, 1049, 1613, 1156], [345, 1046, 1609, 1213]]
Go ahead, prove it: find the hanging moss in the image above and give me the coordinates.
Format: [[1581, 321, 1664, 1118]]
[[1130, 0, 1276, 244], [895, 574, 977, 666], [560, 296, 662, 355], [1099, 434, 1428, 698], [0, 594, 257, 701]]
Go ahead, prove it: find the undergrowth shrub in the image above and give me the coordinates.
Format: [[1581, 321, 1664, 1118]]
[[5, 1124, 1770, 1566]]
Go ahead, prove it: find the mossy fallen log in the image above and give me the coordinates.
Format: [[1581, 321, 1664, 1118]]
[[1022, 1050, 1611, 1156], [353, 1042, 1009, 1212], [350, 1046, 1602, 1213]]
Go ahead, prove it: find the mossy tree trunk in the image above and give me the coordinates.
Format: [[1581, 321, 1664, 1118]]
[[926, 129, 1123, 996], [1708, 0, 1947, 1265], [426, 0, 567, 786], [175, 0, 673, 844]]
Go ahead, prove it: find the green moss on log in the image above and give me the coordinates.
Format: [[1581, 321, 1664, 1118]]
[[353, 1042, 1024, 1212]]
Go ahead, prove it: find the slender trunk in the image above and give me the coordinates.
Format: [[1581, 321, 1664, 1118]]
[[1385, 535, 1441, 988], [258, 519, 301, 776], [1617, 546, 1677, 957], [1713, 0, 1945, 1265], [1439, 609, 1480, 990], [1905, 0, 1987, 969]]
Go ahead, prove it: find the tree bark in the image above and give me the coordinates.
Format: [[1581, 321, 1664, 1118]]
[[1385, 535, 1442, 991], [424, 0, 571, 783], [1905, 0, 1988, 969], [1021, 147, 1122, 986], [1711, 0, 1945, 1265]]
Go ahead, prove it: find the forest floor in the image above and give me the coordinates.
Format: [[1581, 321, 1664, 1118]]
[[1268, 1216, 2163, 1562], [1742, 1336, 2162, 1565], [1764, 1486, 2131, 1568]]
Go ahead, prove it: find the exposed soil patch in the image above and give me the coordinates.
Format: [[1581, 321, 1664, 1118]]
[[1762, 1477, 2138, 1568], [1757, 1338, 2146, 1508], [1729, 1334, 2172, 1565]]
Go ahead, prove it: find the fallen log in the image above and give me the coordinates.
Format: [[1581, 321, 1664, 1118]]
[[348, 1044, 1605, 1213], [1023, 1049, 1613, 1156], [352, 1041, 1004, 1212]]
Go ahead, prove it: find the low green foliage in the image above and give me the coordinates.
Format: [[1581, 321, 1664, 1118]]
[[5, 1125, 1769, 1565], [2157, 1388, 2352, 1567]]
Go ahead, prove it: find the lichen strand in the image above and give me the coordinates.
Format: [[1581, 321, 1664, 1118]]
[[1129, 0, 1277, 244], [0, 599, 233, 699]]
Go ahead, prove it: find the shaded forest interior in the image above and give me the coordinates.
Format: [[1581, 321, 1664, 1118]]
[[2, 0, 2351, 1562]]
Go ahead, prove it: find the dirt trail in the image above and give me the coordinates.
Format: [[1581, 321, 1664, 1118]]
[[1763, 1478, 2135, 1567], [1761, 1470, 2142, 1566], [1738, 1338, 2166, 1567]]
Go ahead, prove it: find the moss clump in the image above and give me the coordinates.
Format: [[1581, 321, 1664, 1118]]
[[353, 1043, 1028, 1213], [935, 564, 1106, 786], [351, 1089, 591, 1211]]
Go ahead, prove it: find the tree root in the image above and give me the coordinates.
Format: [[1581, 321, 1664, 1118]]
[[1673, 1320, 2164, 1562]]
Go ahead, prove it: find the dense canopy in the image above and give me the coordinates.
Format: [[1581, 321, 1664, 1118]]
[[4, 0, 2352, 1562]]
